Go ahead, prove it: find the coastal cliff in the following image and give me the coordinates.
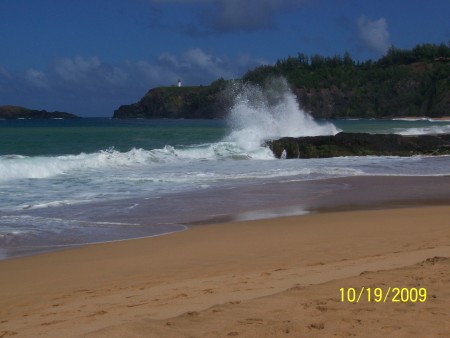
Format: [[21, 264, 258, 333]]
[[113, 43, 450, 119], [114, 79, 229, 119], [0, 105, 79, 119]]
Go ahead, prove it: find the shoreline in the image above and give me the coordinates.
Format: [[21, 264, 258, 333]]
[[391, 116, 450, 121], [2, 174, 450, 261], [1, 201, 450, 336]]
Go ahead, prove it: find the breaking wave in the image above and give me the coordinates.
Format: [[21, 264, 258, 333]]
[[0, 144, 274, 181], [0, 77, 340, 182], [225, 77, 339, 150], [394, 125, 450, 135]]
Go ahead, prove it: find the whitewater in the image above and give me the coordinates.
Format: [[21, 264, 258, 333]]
[[1, 78, 450, 258]]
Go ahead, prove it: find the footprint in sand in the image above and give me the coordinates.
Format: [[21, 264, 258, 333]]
[[126, 302, 149, 308], [308, 322, 325, 330], [316, 305, 327, 312], [172, 293, 188, 299], [125, 295, 139, 299], [86, 310, 107, 317], [41, 320, 65, 326], [242, 318, 263, 325]]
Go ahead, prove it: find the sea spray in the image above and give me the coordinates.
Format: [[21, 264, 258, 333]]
[[2, 118, 450, 259], [0, 144, 272, 183], [224, 77, 339, 151], [394, 125, 450, 135], [0, 79, 339, 183]]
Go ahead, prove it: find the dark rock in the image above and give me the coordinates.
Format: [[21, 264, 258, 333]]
[[0, 105, 80, 119], [266, 132, 450, 159]]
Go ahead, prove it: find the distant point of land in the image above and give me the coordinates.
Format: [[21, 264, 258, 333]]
[[0, 105, 80, 119]]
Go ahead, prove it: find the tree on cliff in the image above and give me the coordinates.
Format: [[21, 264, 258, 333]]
[[242, 43, 450, 118], [114, 43, 450, 119]]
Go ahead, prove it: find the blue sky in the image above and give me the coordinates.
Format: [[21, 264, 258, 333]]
[[0, 0, 449, 117]]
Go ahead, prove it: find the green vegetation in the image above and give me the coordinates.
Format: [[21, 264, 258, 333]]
[[114, 79, 230, 119], [243, 42, 450, 118], [0, 105, 79, 119], [114, 43, 450, 119]]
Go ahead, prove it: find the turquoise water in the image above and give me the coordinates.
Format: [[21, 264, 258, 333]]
[[1, 82, 450, 259], [1, 117, 450, 259], [332, 118, 450, 134], [2, 118, 449, 156], [0, 118, 228, 156]]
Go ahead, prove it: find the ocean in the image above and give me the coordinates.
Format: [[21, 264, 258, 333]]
[[1, 82, 450, 259]]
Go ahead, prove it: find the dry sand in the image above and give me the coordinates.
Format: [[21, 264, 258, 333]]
[[1, 206, 450, 337]]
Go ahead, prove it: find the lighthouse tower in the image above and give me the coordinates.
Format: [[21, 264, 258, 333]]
[[177, 79, 182, 87]]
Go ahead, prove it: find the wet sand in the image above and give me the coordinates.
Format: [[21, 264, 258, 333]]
[[1, 176, 450, 337], [5, 175, 450, 260]]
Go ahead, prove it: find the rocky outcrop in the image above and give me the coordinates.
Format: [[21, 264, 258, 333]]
[[266, 133, 450, 159], [0, 105, 79, 119]]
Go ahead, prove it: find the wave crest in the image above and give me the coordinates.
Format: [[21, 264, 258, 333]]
[[224, 77, 339, 150], [394, 125, 450, 135], [0, 143, 275, 181]]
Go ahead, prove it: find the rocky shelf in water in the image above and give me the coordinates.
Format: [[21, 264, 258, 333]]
[[266, 132, 450, 159]]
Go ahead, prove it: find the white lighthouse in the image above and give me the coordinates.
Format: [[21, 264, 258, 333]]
[[177, 79, 182, 87]]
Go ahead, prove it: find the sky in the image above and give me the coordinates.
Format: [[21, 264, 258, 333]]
[[0, 0, 449, 117]]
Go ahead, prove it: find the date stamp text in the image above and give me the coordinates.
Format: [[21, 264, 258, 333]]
[[339, 287, 427, 303]]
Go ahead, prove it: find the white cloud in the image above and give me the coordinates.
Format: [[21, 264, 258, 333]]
[[49, 51, 241, 91], [144, 48, 234, 84], [0, 66, 11, 79], [182, 48, 234, 78], [0, 49, 266, 115], [54, 56, 101, 83], [158, 53, 179, 67], [124, 59, 178, 86], [357, 15, 391, 55], [53, 56, 128, 87], [24, 69, 50, 89]]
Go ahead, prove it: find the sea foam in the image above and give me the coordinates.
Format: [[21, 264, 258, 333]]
[[0, 143, 274, 182], [0, 77, 340, 183], [225, 77, 339, 151], [394, 125, 450, 135]]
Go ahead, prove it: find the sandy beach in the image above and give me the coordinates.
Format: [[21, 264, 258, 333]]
[[1, 6, 449, 336], [1, 200, 450, 337]]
